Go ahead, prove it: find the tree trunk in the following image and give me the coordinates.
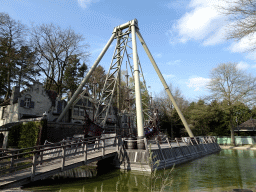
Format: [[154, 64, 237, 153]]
[[230, 127, 236, 146], [229, 107, 236, 146], [5, 67, 11, 101]]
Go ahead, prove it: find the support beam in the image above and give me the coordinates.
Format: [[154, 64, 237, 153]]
[[57, 32, 116, 122], [117, 30, 121, 127], [131, 20, 144, 138], [136, 30, 194, 137]]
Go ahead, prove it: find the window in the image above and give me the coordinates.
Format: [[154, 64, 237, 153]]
[[1, 107, 5, 119], [24, 95, 32, 107], [73, 107, 79, 116], [20, 95, 34, 108], [80, 108, 85, 116], [24, 98, 31, 108]]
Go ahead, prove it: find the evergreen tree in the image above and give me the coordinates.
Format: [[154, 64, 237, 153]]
[[63, 55, 88, 95], [0, 12, 26, 100], [15, 46, 40, 89]]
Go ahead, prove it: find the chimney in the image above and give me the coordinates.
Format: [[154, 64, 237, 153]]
[[10, 86, 20, 104]]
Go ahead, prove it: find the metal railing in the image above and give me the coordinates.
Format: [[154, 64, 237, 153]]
[[119, 136, 217, 150]]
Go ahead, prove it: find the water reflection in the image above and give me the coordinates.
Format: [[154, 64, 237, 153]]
[[51, 167, 96, 179], [23, 149, 256, 192]]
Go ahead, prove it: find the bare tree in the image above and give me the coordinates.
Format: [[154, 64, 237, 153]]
[[155, 83, 189, 138], [217, 0, 256, 51], [207, 62, 256, 145], [31, 23, 90, 96]]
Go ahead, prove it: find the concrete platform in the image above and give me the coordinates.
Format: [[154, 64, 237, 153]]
[[115, 142, 221, 171]]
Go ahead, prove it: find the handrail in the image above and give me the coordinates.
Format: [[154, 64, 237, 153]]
[[0, 135, 121, 178], [0, 136, 103, 157], [0, 136, 218, 177], [0, 136, 118, 160]]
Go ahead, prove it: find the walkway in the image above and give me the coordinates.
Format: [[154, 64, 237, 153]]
[[0, 135, 218, 190], [0, 136, 119, 189]]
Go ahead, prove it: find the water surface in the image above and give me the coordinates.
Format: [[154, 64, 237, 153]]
[[23, 149, 256, 191]]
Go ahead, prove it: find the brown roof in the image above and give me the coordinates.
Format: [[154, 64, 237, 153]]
[[238, 119, 256, 129]]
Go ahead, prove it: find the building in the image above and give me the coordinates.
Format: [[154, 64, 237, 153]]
[[234, 118, 256, 135], [0, 82, 54, 148], [0, 82, 134, 148], [0, 82, 53, 127]]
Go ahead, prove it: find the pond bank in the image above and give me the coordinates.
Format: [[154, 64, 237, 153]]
[[220, 145, 256, 150]]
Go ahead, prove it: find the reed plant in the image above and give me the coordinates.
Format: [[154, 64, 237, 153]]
[[142, 143, 174, 192]]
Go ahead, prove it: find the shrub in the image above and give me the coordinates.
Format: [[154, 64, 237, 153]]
[[18, 122, 40, 149], [8, 123, 22, 147]]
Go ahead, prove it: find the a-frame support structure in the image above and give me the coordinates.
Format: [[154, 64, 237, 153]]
[[57, 19, 194, 143]]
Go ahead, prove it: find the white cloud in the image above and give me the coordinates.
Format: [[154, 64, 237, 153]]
[[203, 25, 227, 46], [230, 33, 256, 54], [170, 0, 242, 47], [172, 0, 225, 44], [186, 76, 210, 91], [236, 61, 250, 70], [78, 0, 99, 9], [170, 0, 256, 57], [167, 59, 181, 65], [163, 74, 175, 79]]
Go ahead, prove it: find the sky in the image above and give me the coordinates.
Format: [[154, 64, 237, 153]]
[[1, 0, 256, 102]]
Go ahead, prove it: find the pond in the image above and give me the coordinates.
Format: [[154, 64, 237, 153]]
[[22, 149, 256, 192]]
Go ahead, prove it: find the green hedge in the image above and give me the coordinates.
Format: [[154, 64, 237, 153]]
[[18, 122, 40, 149], [8, 120, 45, 148], [8, 123, 22, 147]]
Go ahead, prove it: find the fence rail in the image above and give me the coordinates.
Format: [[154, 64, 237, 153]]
[[0, 135, 218, 181], [0, 135, 121, 180]]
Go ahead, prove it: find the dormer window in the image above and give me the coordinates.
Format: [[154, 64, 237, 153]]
[[25, 98, 31, 108], [20, 94, 34, 108], [24, 95, 31, 108]]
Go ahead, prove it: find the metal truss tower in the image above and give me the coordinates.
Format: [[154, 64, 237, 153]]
[[57, 19, 194, 143]]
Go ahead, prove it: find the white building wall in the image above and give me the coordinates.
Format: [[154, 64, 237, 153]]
[[0, 82, 52, 127], [18, 83, 52, 118]]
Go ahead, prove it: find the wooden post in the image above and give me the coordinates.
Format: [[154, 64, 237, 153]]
[[190, 137, 199, 154], [116, 137, 119, 151], [39, 146, 43, 165], [175, 138, 185, 157], [175, 138, 181, 147], [31, 152, 37, 181], [155, 138, 166, 163], [61, 145, 66, 172], [144, 137, 148, 152], [94, 138, 98, 151], [184, 138, 192, 156], [102, 139, 105, 157], [10, 156, 14, 169], [194, 137, 199, 145], [202, 137, 208, 152], [83, 142, 87, 164], [166, 137, 172, 148], [166, 137, 177, 160], [189, 138, 194, 146]]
